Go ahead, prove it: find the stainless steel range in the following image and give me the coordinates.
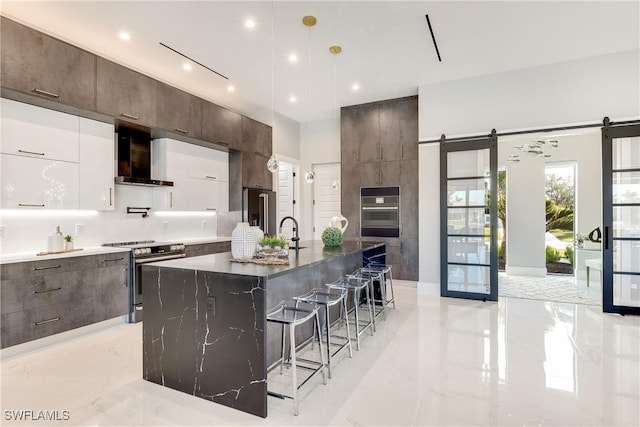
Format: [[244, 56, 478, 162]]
[[103, 240, 186, 323]]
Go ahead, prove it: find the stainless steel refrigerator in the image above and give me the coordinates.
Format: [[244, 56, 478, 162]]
[[242, 188, 277, 235]]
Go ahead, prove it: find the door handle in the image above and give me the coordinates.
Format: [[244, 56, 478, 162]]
[[604, 226, 610, 250]]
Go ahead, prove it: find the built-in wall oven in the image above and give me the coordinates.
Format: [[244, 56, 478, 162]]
[[103, 241, 186, 323], [361, 187, 400, 238]]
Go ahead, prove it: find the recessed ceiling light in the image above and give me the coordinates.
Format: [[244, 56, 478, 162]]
[[289, 96, 297, 103], [182, 63, 192, 71], [227, 85, 235, 92], [352, 83, 360, 91], [288, 54, 298, 63], [245, 19, 255, 29], [119, 31, 131, 41]]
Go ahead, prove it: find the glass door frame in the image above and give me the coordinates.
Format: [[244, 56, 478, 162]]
[[440, 131, 499, 301], [602, 119, 640, 315]]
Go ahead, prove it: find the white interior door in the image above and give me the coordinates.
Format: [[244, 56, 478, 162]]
[[313, 163, 341, 240], [277, 161, 295, 238]]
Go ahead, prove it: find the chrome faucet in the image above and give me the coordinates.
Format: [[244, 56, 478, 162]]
[[279, 216, 300, 255]]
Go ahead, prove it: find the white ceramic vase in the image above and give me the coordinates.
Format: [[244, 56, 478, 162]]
[[231, 222, 257, 259], [250, 226, 265, 244], [329, 213, 349, 234]]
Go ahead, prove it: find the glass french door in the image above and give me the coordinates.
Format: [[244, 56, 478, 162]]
[[440, 131, 498, 301], [602, 120, 640, 315]]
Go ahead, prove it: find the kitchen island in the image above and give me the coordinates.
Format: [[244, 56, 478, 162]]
[[141, 240, 384, 418]]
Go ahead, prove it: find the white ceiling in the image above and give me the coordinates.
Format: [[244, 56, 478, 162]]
[[1, 1, 638, 125]]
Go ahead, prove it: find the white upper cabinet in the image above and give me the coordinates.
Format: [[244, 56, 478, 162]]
[[0, 98, 79, 162], [79, 118, 115, 211], [152, 138, 229, 211], [1, 154, 79, 209]]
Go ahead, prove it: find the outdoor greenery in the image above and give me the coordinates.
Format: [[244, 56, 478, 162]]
[[564, 245, 574, 265], [545, 245, 561, 263], [546, 174, 575, 207], [321, 227, 343, 247], [545, 200, 574, 232]]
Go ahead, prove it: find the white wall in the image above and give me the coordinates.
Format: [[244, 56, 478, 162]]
[[273, 111, 300, 160], [418, 50, 639, 284], [0, 185, 220, 254], [418, 143, 440, 284], [299, 118, 341, 241], [505, 154, 547, 276], [419, 49, 640, 141]]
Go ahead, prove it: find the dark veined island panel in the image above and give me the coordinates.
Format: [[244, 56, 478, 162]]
[[141, 240, 384, 418]]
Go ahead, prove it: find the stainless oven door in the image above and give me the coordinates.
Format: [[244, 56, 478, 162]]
[[131, 253, 186, 323]]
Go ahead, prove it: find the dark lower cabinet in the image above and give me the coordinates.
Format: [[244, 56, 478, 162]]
[[0, 17, 96, 111], [0, 252, 129, 348], [185, 241, 231, 258]]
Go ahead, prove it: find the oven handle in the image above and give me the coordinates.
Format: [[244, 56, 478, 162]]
[[361, 206, 399, 211], [135, 254, 186, 264]]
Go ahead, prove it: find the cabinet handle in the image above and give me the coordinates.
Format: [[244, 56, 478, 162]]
[[255, 184, 263, 188], [169, 191, 173, 208], [33, 265, 61, 271], [18, 149, 45, 156], [174, 128, 189, 134], [355, 149, 360, 162], [33, 88, 59, 99], [18, 203, 45, 208], [401, 145, 404, 159], [109, 187, 113, 206], [205, 176, 217, 180], [124, 268, 128, 287], [34, 287, 62, 294], [120, 113, 139, 120], [205, 208, 217, 211], [34, 317, 61, 326], [379, 145, 382, 160], [104, 257, 125, 262]]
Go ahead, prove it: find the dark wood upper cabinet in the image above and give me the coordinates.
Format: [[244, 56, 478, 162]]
[[156, 83, 203, 140], [0, 17, 96, 111], [96, 58, 157, 127], [241, 151, 273, 191], [202, 101, 241, 149], [241, 116, 272, 157], [379, 96, 418, 161], [356, 104, 380, 164]]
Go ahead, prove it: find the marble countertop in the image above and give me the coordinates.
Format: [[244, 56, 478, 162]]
[[0, 246, 131, 264], [144, 240, 383, 279]]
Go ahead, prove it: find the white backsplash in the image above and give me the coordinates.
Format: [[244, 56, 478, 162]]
[[0, 185, 228, 254]]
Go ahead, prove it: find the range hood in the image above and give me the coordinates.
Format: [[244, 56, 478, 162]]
[[115, 127, 173, 187]]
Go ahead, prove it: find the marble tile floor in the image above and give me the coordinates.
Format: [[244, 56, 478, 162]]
[[499, 272, 602, 306], [1, 281, 638, 426]]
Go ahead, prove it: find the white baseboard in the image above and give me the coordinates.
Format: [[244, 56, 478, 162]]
[[505, 265, 547, 277], [0, 316, 127, 361]]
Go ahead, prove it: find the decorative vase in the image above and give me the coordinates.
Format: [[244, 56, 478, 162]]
[[250, 226, 265, 244], [64, 241, 74, 251], [231, 222, 257, 259], [329, 213, 349, 234]]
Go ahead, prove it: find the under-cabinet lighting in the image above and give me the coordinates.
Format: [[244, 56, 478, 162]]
[[155, 211, 217, 217], [0, 209, 98, 217]]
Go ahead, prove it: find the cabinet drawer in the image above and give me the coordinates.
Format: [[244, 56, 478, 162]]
[[1, 154, 79, 209], [1, 98, 80, 162], [1, 270, 82, 314], [1, 301, 80, 348]]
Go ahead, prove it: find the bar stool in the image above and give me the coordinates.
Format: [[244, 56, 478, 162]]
[[327, 276, 375, 351], [267, 300, 327, 416], [364, 263, 396, 309], [293, 287, 353, 379], [346, 268, 386, 321]]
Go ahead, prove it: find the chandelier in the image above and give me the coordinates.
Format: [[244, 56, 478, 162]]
[[507, 139, 558, 163]]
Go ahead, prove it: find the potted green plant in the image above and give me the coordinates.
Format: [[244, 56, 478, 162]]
[[321, 227, 343, 248], [64, 234, 74, 251], [256, 235, 289, 258]]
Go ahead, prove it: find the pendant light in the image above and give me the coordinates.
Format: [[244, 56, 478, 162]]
[[303, 15, 317, 184], [267, 1, 279, 173]]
